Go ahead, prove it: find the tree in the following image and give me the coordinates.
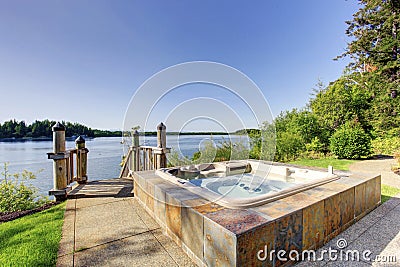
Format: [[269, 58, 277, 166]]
[[336, 0, 400, 136], [310, 75, 372, 133], [254, 109, 328, 161], [338, 0, 399, 80]]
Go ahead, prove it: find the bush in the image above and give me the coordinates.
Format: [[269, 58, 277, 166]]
[[330, 124, 371, 159], [191, 139, 250, 163], [0, 163, 49, 212], [371, 136, 400, 156], [275, 132, 304, 162], [305, 137, 325, 153], [167, 149, 192, 167]]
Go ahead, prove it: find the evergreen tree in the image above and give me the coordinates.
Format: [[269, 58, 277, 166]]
[[336, 0, 400, 136]]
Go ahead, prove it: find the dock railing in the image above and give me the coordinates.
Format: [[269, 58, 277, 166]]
[[47, 122, 89, 200], [119, 122, 170, 178]]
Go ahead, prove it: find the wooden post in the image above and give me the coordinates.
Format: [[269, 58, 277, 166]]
[[48, 122, 68, 201], [156, 122, 167, 169], [75, 136, 88, 184], [131, 130, 140, 171]]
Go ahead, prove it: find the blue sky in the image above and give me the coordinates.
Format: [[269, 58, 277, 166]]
[[0, 0, 359, 131]]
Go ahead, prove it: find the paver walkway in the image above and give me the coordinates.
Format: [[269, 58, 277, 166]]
[[349, 158, 400, 188], [56, 179, 195, 267]]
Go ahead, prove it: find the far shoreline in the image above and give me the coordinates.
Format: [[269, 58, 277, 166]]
[[0, 132, 242, 142]]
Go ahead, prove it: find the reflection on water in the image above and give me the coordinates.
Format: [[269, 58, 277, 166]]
[[0, 135, 247, 195]]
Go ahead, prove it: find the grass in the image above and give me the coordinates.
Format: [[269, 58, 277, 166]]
[[288, 157, 359, 171], [381, 184, 400, 203], [0, 202, 66, 266]]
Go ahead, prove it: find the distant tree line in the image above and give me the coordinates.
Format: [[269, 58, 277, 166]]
[[0, 119, 121, 139]]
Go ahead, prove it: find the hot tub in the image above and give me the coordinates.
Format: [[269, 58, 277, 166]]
[[155, 160, 339, 209]]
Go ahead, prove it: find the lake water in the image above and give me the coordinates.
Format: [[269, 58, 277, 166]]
[[0, 135, 247, 195]]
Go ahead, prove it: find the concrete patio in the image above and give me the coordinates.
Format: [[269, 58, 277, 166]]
[[56, 179, 195, 267]]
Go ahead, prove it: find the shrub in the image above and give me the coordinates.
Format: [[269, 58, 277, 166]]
[[305, 137, 325, 153], [329, 124, 371, 159], [371, 136, 400, 156], [167, 149, 191, 167], [275, 132, 304, 162], [0, 163, 49, 212], [191, 139, 250, 163]]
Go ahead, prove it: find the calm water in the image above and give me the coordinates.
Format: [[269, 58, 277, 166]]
[[0, 135, 247, 195]]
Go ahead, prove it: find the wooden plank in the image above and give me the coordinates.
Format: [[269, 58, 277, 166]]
[[118, 148, 132, 179]]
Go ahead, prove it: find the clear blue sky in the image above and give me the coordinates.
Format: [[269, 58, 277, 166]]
[[0, 0, 359, 131]]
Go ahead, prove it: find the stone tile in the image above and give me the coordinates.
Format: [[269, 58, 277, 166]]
[[136, 170, 159, 181], [165, 193, 182, 239], [74, 232, 178, 267], [303, 200, 325, 250], [300, 186, 338, 201], [154, 185, 167, 224], [237, 221, 275, 267], [182, 198, 225, 214], [256, 192, 320, 220], [133, 180, 138, 198], [155, 181, 180, 192], [134, 179, 144, 203], [335, 176, 368, 187], [340, 188, 355, 231], [75, 199, 149, 250], [166, 188, 201, 203], [374, 175, 381, 206], [204, 217, 237, 267], [204, 208, 270, 235], [365, 179, 377, 211], [146, 177, 167, 187], [355, 183, 366, 219], [324, 193, 341, 242], [252, 199, 302, 220], [319, 181, 353, 194], [135, 172, 147, 191], [144, 179, 155, 212], [274, 210, 303, 267], [181, 206, 204, 260]]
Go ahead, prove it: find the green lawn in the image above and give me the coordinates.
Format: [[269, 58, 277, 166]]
[[381, 184, 400, 203], [0, 202, 66, 266], [288, 157, 359, 171]]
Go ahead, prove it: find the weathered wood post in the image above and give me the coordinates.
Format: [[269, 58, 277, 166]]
[[48, 122, 68, 201], [156, 122, 167, 169], [75, 136, 89, 184], [131, 130, 140, 171]]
